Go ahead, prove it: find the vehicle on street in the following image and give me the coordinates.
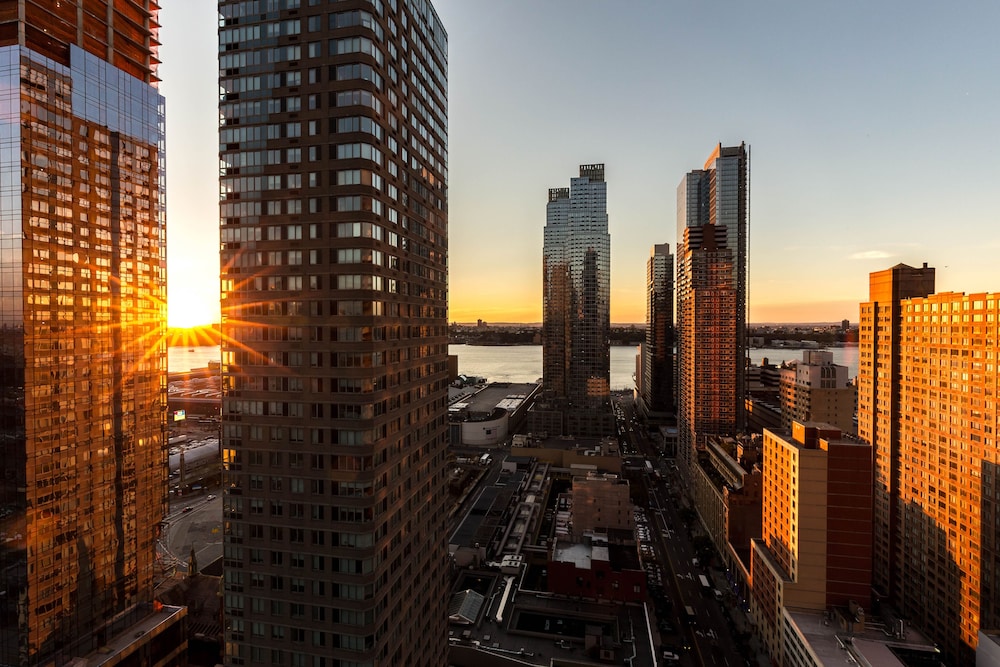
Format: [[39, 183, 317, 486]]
[[683, 605, 696, 625]]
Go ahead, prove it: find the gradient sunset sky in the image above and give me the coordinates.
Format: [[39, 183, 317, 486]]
[[160, 1, 1000, 328]]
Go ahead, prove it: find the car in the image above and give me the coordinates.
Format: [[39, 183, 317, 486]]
[[662, 650, 681, 662], [206, 494, 217, 501], [182, 506, 193, 513]]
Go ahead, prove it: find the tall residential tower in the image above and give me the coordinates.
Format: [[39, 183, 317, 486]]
[[0, 2, 185, 664], [218, 1, 449, 665], [675, 143, 748, 471], [542, 164, 610, 405], [859, 263, 999, 664]]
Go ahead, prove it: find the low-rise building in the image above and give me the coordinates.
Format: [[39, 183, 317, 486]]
[[547, 532, 646, 603], [569, 472, 633, 540], [510, 434, 622, 474], [779, 351, 856, 435], [449, 382, 541, 447], [750, 422, 873, 665]]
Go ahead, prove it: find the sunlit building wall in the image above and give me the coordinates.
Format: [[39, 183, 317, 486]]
[[542, 164, 610, 405], [749, 422, 872, 665], [778, 350, 856, 434], [0, 2, 182, 664], [218, 1, 450, 665], [675, 144, 748, 473], [859, 263, 1000, 665]]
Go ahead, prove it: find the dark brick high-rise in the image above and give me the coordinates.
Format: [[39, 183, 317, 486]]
[[218, 1, 449, 664]]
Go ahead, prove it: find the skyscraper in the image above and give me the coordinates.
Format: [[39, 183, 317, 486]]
[[542, 164, 610, 405], [641, 243, 674, 416], [0, 2, 185, 664], [859, 263, 998, 664], [675, 143, 748, 471], [218, 2, 449, 665]]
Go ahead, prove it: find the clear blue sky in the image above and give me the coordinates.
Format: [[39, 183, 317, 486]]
[[159, 1, 1000, 327]]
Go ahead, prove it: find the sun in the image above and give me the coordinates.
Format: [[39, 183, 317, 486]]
[[167, 298, 217, 329]]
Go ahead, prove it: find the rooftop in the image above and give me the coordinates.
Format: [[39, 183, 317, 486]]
[[785, 607, 942, 667], [450, 382, 539, 420]]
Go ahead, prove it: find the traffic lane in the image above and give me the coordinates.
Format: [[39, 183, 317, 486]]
[[651, 488, 719, 667], [652, 488, 747, 667], [644, 485, 702, 665], [163, 494, 223, 570]]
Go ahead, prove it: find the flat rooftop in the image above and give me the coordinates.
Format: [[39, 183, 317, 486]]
[[521, 435, 615, 452], [786, 608, 941, 667], [452, 383, 539, 416]]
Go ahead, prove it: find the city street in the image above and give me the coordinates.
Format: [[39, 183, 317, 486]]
[[618, 395, 757, 667], [159, 494, 223, 574]]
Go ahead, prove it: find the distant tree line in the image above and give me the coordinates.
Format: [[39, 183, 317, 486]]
[[449, 323, 858, 347], [449, 324, 647, 346]]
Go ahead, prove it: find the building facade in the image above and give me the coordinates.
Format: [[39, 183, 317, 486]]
[[750, 423, 872, 665], [778, 350, 856, 434], [0, 2, 185, 664], [675, 143, 748, 472], [542, 164, 610, 405], [218, 1, 449, 665], [641, 243, 674, 416], [569, 472, 632, 540], [859, 263, 999, 664]]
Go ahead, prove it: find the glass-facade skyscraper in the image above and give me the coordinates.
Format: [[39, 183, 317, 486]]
[[218, 1, 449, 665], [642, 243, 674, 415], [542, 164, 610, 405], [675, 143, 748, 470], [0, 2, 185, 665]]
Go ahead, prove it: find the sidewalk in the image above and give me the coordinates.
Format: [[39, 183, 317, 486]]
[[707, 568, 771, 667]]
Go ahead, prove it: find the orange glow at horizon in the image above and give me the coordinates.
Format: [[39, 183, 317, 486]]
[[166, 290, 861, 329]]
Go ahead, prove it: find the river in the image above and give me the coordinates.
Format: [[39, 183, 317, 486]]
[[168, 343, 860, 386]]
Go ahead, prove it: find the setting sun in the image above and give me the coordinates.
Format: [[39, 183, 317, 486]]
[[168, 298, 218, 329]]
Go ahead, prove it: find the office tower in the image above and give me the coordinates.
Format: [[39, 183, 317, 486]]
[[750, 422, 872, 663], [0, 3, 186, 665], [218, 2, 449, 665], [859, 263, 999, 664], [542, 164, 610, 404], [675, 143, 748, 471], [778, 350, 856, 434], [641, 243, 674, 416]]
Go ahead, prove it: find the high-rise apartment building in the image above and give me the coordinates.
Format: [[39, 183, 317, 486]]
[[859, 263, 999, 664], [641, 243, 674, 416], [675, 143, 748, 471], [0, 3, 186, 665], [218, 1, 449, 665], [542, 164, 610, 405], [778, 350, 856, 434], [750, 422, 872, 664]]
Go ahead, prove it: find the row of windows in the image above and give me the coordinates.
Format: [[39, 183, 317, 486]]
[[224, 299, 444, 322]]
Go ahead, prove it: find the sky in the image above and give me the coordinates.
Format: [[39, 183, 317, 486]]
[[159, 1, 1000, 328]]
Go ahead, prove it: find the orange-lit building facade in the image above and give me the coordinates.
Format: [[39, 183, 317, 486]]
[[750, 422, 872, 665], [675, 144, 747, 474], [0, 2, 183, 665], [778, 350, 856, 435], [859, 263, 1000, 665]]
